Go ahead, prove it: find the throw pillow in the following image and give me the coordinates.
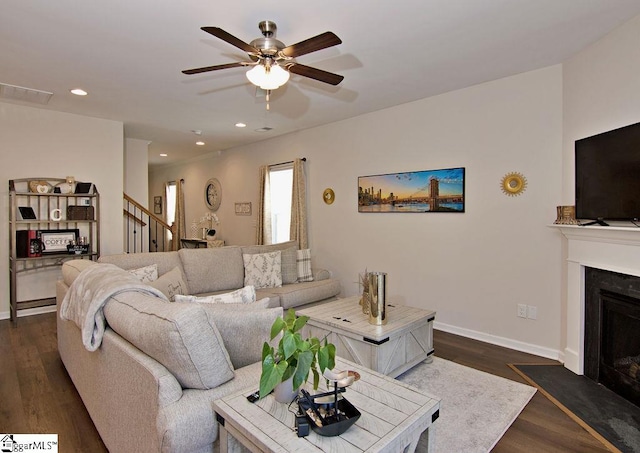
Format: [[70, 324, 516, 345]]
[[200, 306, 284, 369], [297, 249, 314, 282], [104, 296, 234, 389], [173, 286, 257, 304], [191, 297, 272, 310], [128, 263, 158, 283], [243, 251, 282, 289], [149, 266, 188, 301], [241, 241, 298, 284]]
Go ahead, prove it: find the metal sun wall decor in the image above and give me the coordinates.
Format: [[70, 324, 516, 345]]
[[358, 167, 465, 213]]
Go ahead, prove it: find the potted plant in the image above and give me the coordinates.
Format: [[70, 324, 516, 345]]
[[259, 308, 336, 402]]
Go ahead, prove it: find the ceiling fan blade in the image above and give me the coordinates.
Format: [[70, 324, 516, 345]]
[[201, 27, 260, 54], [280, 32, 342, 58], [182, 62, 248, 75], [288, 63, 344, 86]]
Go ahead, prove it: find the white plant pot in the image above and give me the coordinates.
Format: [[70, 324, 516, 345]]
[[273, 376, 298, 404]]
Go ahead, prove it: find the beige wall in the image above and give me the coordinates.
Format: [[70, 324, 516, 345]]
[[0, 103, 124, 319], [150, 65, 564, 358], [124, 138, 149, 204]]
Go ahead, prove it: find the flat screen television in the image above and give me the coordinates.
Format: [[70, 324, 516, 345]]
[[575, 121, 640, 224]]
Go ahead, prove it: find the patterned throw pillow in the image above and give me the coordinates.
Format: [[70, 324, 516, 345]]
[[149, 266, 188, 301], [173, 286, 257, 304], [243, 251, 282, 289], [297, 249, 314, 282], [128, 264, 158, 283]]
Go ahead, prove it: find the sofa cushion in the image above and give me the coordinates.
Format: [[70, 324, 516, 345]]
[[296, 249, 314, 282], [257, 279, 341, 309], [148, 266, 188, 302], [178, 246, 244, 294], [200, 306, 284, 368], [173, 285, 256, 304], [99, 251, 181, 277], [103, 294, 235, 390], [61, 259, 96, 286], [243, 251, 282, 289], [241, 241, 298, 284], [128, 264, 158, 283]]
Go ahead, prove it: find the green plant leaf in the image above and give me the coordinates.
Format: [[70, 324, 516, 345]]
[[293, 350, 313, 390], [284, 308, 297, 328], [311, 367, 320, 390], [292, 315, 309, 333], [270, 317, 286, 340], [298, 339, 311, 352], [317, 343, 336, 372], [259, 355, 287, 399], [282, 330, 297, 360], [261, 342, 272, 362], [282, 365, 295, 382]]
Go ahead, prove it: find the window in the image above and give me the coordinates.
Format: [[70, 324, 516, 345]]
[[166, 181, 176, 239], [269, 166, 293, 244]]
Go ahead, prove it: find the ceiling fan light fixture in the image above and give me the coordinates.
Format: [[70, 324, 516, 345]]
[[246, 63, 289, 90]]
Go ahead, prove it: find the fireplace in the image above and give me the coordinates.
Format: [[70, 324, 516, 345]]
[[584, 267, 640, 407]]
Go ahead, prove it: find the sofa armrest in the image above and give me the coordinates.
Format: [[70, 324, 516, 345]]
[[312, 268, 330, 281]]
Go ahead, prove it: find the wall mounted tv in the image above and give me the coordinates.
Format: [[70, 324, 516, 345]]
[[575, 121, 640, 225]]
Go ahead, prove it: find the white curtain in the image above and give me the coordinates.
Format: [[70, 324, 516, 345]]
[[289, 158, 308, 249], [171, 179, 186, 250], [255, 166, 272, 245]]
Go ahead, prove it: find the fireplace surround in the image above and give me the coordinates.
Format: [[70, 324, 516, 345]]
[[553, 224, 640, 377], [584, 267, 640, 406]]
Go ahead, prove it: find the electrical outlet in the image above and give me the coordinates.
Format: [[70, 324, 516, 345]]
[[517, 304, 527, 318], [527, 305, 538, 320]]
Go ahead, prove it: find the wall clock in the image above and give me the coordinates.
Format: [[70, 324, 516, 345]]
[[205, 178, 222, 211]]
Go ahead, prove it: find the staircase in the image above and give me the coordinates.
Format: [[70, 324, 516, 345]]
[[123, 193, 173, 253]]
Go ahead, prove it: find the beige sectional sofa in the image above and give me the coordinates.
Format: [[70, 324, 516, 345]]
[[55, 242, 340, 452]]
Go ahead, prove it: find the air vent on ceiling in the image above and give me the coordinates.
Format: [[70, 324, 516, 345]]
[[0, 83, 53, 105], [254, 127, 273, 132]]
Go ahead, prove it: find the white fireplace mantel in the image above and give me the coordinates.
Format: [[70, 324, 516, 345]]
[[550, 224, 640, 375]]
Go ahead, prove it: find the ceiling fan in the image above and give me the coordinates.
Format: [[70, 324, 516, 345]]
[[182, 21, 344, 91]]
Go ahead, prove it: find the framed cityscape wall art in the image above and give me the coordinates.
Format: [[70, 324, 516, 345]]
[[358, 167, 465, 213]]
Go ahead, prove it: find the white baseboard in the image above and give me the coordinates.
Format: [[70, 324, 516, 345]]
[[0, 305, 57, 321], [434, 321, 563, 362]]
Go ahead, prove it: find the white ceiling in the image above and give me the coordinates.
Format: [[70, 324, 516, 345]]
[[2, 1, 640, 167]]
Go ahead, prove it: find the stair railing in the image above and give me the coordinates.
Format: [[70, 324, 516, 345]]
[[123, 193, 172, 253]]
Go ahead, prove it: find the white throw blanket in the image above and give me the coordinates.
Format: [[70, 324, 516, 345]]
[[60, 263, 168, 351]]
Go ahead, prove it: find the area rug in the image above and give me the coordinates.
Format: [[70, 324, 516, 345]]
[[510, 363, 640, 453], [396, 357, 536, 453]]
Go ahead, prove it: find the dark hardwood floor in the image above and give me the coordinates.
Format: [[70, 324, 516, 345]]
[[0, 312, 610, 452]]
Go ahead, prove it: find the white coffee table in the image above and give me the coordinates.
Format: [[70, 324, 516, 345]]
[[213, 357, 440, 453], [297, 297, 436, 377]]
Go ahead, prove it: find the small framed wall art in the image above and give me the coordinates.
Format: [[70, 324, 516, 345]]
[[41, 229, 79, 254], [235, 202, 252, 216], [154, 196, 162, 215]]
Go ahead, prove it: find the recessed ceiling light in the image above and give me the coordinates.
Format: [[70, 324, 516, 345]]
[[235, 122, 246, 128], [159, 153, 168, 157], [70, 88, 88, 96], [196, 141, 205, 146]]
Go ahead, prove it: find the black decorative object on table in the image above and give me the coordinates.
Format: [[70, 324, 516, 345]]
[[296, 369, 361, 437]]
